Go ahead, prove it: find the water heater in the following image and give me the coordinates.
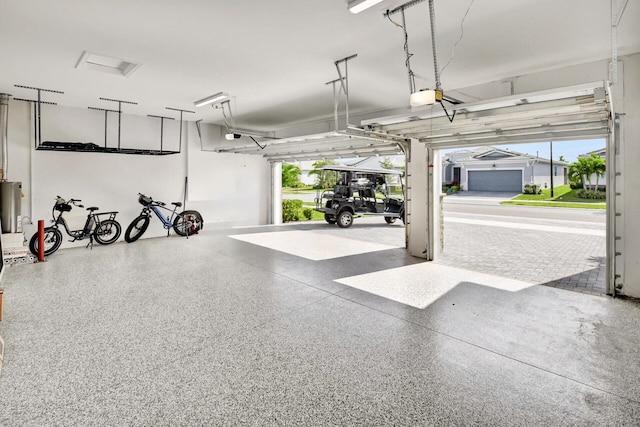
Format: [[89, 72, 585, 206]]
[[0, 181, 22, 233]]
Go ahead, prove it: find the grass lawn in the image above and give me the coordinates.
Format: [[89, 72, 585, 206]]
[[501, 184, 606, 209], [302, 202, 325, 220], [512, 185, 572, 200], [282, 186, 317, 194]]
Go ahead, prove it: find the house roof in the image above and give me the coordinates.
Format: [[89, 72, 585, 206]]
[[579, 148, 606, 158], [317, 165, 402, 176], [290, 155, 405, 172], [443, 146, 569, 165], [346, 155, 405, 169]]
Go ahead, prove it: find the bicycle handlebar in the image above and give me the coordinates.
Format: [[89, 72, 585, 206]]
[[138, 193, 167, 207], [55, 196, 83, 208]]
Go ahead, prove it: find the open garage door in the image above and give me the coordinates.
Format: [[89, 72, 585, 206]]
[[361, 81, 617, 295], [468, 170, 522, 192], [361, 82, 610, 148], [209, 129, 406, 162]]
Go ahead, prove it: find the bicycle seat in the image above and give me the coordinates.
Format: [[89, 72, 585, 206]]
[[86, 206, 99, 212], [171, 202, 183, 207]]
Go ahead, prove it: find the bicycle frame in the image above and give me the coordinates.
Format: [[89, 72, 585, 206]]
[[148, 204, 181, 229], [125, 193, 202, 243], [51, 206, 118, 242], [30, 197, 122, 256]]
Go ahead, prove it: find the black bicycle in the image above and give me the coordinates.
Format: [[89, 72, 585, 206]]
[[29, 196, 122, 256], [124, 193, 203, 243]]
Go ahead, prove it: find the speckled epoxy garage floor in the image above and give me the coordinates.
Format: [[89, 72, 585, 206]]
[[0, 220, 639, 426]]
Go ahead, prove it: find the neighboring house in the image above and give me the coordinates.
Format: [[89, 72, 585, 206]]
[[442, 147, 569, 192], [292, 155, 406, 187], [578, 147, 606, 189], [293, 160, 321, 186], [344, 155, 405, 174]]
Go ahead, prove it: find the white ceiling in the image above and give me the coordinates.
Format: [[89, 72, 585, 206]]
[[1, 0, 638, 133]]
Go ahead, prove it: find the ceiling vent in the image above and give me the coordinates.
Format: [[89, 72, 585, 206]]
[[75, 51, 141, 77]]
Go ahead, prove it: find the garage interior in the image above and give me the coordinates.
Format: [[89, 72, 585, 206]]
[[1, 0, 640, 425]]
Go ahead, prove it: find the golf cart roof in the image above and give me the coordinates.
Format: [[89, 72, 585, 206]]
[[317, 165, 402, 175]]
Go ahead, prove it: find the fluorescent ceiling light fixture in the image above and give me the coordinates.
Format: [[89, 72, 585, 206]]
[[225, 133, 241, 140], [194, 92, 229, 107], [75, 51, 141, 77], [348, 0, 384, 14], [410, 89, 442, 107]]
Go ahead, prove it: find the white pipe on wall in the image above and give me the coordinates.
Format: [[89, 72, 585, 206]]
[[0, 93, 10, 181]]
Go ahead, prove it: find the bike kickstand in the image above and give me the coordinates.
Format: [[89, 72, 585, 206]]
[[86, 236, 94, 250]]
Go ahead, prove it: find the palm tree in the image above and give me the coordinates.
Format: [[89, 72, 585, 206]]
[[568, 154, 606, 191], [379, 157, 394, 169], [589, 153, 606, 190], [308, 159, 340, 188], [569, 157, 591, 189]]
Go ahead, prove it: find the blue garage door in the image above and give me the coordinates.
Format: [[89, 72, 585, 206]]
[[468, 170, 522, 192]]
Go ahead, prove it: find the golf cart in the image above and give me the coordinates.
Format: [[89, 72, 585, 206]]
[[314, 165, 405, 228]]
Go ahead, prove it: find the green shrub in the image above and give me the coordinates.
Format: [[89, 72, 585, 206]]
[[450, 185, 460, 192], [282, 199, 303, 222], [302, 208, 313, 220], [523, 184, 541, 194], [576, 189, 606, 200]]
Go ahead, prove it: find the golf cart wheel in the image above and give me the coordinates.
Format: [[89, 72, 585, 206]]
[[337, 211, 353, 228], [324, 214, 337, 224], [384, 216, 396, 224]]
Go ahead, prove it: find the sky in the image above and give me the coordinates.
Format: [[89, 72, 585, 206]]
[[440, 139, 605, 163]]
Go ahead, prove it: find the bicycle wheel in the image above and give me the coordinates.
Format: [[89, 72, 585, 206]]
[[183, 210, 203, 231], [94, 219, 122, 245], [124, 215, 150, 243], [29, 227, 63, 256], [173, 210, 202, 237]]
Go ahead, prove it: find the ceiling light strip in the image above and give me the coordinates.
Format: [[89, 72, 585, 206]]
[[349, 0, 385, 14], [194, 92, 229, 107]]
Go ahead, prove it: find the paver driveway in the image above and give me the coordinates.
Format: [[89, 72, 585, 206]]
[[437, 212, 606, 295]]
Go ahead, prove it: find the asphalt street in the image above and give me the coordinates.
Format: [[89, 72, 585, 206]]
[[443, 193, 605, 223]]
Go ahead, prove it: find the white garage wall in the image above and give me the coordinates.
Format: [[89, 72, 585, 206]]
[[185, 122, 271, 227], [621, 53, 639, 297], [6, 102, 271, 247]]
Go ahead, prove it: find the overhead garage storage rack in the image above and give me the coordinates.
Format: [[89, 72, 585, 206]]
[[361, 81, 611, 148]]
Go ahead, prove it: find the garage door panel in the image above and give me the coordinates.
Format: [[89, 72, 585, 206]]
[[468, 170, 522, 192]]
